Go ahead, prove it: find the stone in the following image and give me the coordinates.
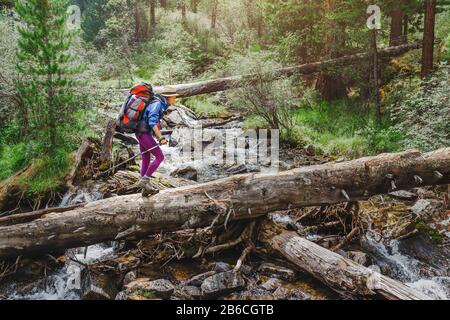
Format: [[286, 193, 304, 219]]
[[165, 109, 184, 127], [257, 263, 297, 281], [410, 199, 446, 221], [272, 286, 290, 299], [290, 288, 312, 300], [170, 166, 198, 181], [388, 190, 418, 201], [259, 278, 283, 292], [201, 270, 246, 298], [212, 262, 232, 273], [185, 271, 217, 287], [122, 270, 137, 286], [304, 144, 315, 156], [115, 291, 129, 300], [367, 265, 382, 274], [180, 286, 202, 300], [125, 278, 175, 299], [226, 164, 248, 175], [81, 270, 118, 300], [347, 251, 370, 267]]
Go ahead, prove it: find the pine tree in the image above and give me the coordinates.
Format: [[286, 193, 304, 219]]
[[15, 0, 78, 153]]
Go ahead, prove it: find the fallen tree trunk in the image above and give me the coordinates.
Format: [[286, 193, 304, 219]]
[[0, 148, 448, 260], [0, 203, 85, 227], [270, 231, 430, 300], [152, 42, 420, 97]]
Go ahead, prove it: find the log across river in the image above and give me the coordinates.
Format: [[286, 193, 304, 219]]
[[0, 148, 448, 260]]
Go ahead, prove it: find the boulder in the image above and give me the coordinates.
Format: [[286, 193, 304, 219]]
[[367, 265, 382, 274], [347, 251, 370, 267], [124, 278, 175, 299], [170, 166, 198, 181], [304, 144, 315, 156], [272, 287, 290, 300], [212, 262, 232, 273], [180, 286, 202, 300], [201, 270, 246, 298], [81, 270, 118, 300], [259, 278, 282, 292], [257, 263, 297, 281], [290, 288, 312, 300], [410, 199, 446, 221], [122, 270, 137, 286]]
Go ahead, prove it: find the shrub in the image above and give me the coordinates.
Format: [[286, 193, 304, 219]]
[[224, 51, 299, 137], [385, 65, 450, 151]]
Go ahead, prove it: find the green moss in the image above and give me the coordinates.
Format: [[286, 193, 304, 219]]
[[138, 289, 157, 299], [183, 96, 227, 117], [416, 221, 444, 245]]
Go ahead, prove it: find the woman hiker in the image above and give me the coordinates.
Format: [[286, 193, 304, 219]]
[[136, 86, 179, 196]]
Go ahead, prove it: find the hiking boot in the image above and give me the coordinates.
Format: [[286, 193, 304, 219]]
[[138, 176, 160, 197]]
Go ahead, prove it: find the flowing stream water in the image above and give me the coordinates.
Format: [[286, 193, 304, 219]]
[[1, 118, 449, 300]]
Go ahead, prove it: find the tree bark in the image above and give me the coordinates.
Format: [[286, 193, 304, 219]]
[[191, 0, 198, 13], [150, 0, 156, 29], [99, 119, 117, 165], [390, 7, 405, 46], [211, 0, 218, 30], [403, 14, 409, 43], [134, 6, 141, 42], [152, 42, 421, 98], [181, 0, 186, 21], [316, 0, 348, 101], [421, 0, 436, 78], [270, 231, 431, 299], [0, 148, 448, 260]]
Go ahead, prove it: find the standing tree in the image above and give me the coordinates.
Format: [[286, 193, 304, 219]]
[[421, 0, 437, 78], [150, 0, 156, 29], [211, 0, 218, 31], [180, 0, 186, 21], [389, 1, 406, 46], [190, 0, 198, 13], [15, 0, 78, 152]]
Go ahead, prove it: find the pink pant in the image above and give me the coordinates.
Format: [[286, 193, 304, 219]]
[[136, 133, 164, 178]]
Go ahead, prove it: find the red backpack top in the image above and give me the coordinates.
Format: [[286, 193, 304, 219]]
[[116, 82, 155, 134]]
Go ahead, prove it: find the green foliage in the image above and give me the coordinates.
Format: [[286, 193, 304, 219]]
[[0, 143, 34, 180], [0, 11, 20, 128], [183, 96, 226, 117], [80, 0, 107, 43], [15, 0, 80, 153], [293, 99, 403, 156], [416, 221, 444, 245], [22, 147, 71, 194], [0, 139, 71, 196], [138, 289, 156, 299], [224, 51, 299, 135], [385, 65, 450, 151]]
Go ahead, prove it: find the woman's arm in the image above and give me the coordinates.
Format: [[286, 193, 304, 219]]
[[153, 125, 167, 145]]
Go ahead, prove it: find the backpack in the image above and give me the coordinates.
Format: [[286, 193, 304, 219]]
[[116, 82, 155, 134]]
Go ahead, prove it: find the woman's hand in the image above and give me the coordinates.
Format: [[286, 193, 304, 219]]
[[159, 138, 168, 145]]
